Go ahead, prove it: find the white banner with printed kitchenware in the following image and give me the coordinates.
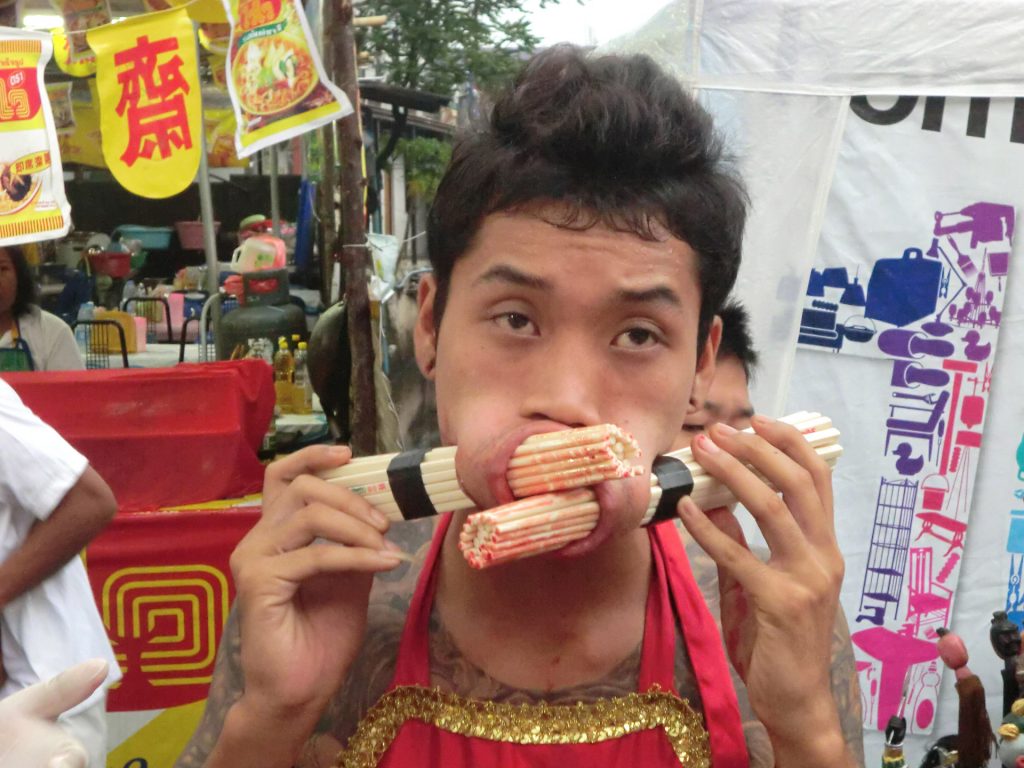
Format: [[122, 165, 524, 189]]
[[0, 28, 71, 246], [787, 95, 1024, 736], [605, 4, 1024, 756], [219, 0, 352, 157]]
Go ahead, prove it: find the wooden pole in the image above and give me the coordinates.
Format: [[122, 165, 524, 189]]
[[318, 124, 338, 303], [317, 0, 338, 305], [333, 0, 376, 455]]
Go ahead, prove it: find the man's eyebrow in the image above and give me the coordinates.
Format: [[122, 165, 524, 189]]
[[474, 264, 551, 291], [616, 285, 683, 308], [738, 406, 756, 419], [703, 401, 723, 416]]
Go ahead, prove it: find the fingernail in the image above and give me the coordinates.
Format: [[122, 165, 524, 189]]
[[751, 414, 772, 426], [377, 548, 414, 563], [330, 445, 350, 457], [697, 433, 720, 454], [713, 423, 737, 436], [49, 749, 87, 768], [677, 497, 696, 518], [369, 508, 389, 529], [82, 658, 108, 681]]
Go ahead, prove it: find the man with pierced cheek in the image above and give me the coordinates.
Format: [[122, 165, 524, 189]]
[[176, 46, 858, 768]]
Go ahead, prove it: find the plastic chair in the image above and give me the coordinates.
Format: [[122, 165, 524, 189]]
[[121, 296, 174, 343], [71, 319, 129, 369], [180, 317, 199, 363], [197, 293, 239, 362]]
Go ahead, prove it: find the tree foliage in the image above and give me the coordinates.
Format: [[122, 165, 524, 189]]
[[396, 136, 453, 201], [358, 0, 561, 95]]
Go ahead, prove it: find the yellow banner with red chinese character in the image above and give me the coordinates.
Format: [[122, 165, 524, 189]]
[[0, 29, 72, 247], [88, 6, 201, 199]]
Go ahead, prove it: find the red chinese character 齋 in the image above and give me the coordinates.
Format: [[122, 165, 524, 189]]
[[113, 35, 192, 166]]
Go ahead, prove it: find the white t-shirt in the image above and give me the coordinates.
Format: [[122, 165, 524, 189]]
[[0, 380, 119, 712], [0, 306, 84, 371]]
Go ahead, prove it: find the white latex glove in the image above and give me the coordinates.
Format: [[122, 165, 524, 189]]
[[0, 659, 108, 768]]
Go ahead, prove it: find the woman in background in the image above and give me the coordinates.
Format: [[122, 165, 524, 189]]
[[0, 246, 83, 371]]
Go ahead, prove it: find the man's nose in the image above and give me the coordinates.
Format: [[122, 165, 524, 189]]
[[519, 339, 603, 428]]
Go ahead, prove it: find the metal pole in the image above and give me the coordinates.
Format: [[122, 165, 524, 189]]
[[194, 24, 221, 349], [269, 146, 282, 238]]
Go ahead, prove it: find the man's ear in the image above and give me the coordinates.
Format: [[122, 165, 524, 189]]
[[413, 274, 439, 380], [687, 315, 722, 417]]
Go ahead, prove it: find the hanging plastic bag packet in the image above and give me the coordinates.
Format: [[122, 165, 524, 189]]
[[0, 29, 72, 247], [220, 0, 353, 158], [51, 0, 111, 63], [45, 81, 76, 135]]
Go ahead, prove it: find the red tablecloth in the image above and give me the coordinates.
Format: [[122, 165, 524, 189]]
[[3, 360, 274, 512]]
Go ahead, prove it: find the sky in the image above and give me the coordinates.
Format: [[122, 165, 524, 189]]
[[521, 0, 671, 47]]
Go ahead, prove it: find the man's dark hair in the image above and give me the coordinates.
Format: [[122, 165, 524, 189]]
[[427, 45, 747, 347], [717, 300, 758, 380], [3, 246, 39, 318]]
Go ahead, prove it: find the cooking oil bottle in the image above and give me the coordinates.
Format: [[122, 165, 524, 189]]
[[292, 341, 313, 414], [273, 337, 295, 414]]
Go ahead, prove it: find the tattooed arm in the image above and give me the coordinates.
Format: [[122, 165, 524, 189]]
[[739, 609, 864, 768], [174, 605, 245, 768], [172, 517, 436, 768], [830, 609, 865, 767], [681, 525, 864, 767]]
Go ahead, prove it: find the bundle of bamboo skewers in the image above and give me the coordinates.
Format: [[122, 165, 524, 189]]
[[318, 411, 841, 568], [318, 423, 644, 518], [460, 412, 840, 568]]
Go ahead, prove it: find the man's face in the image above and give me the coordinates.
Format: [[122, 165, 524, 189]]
[[414, 208, 718, 553], [673, 354, 752, 451]]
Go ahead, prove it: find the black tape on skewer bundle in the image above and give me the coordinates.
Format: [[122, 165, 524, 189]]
[[386, 449, 436, 519], [648, 455, 695, 524]]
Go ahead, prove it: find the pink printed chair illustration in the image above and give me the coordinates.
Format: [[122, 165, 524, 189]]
[[901, 547, 952, 639]]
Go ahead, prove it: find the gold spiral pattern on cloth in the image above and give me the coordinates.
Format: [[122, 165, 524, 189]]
[[335, 684, 710, 767]]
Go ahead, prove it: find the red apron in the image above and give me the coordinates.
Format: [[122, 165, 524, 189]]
[[337, 516, 748, 768]]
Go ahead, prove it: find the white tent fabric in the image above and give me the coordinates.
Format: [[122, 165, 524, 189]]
[[604, 2, 1024, 762]]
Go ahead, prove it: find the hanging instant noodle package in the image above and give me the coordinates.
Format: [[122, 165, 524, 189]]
[[220, 0, 352, 157], [58, 79, 105, 169], [45, 82, 76, 135], [52, 0, 111, 64], [0, 29, 72, 247], [51, 27, 97, 77]]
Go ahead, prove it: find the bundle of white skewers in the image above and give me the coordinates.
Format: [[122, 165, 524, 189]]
[[318, 411, 841, 569]]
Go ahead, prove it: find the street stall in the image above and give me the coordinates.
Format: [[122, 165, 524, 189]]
[[2, 0, 347, 372], [4, 362, 271, 760], [0, 0, 350, 758]]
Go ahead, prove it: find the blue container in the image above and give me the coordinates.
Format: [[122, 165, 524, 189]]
[[112, 225, 175, 250]]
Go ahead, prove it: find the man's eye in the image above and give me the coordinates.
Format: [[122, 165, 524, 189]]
[[613, 327, 660, 349], [681, 423, 706, 433], [494, 312, 537, 334]]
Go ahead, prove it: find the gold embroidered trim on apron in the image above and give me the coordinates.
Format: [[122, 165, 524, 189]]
[[335, 684, 710, 768]]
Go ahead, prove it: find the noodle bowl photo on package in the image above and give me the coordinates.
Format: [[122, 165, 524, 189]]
[[234, 37, 316, 116]]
